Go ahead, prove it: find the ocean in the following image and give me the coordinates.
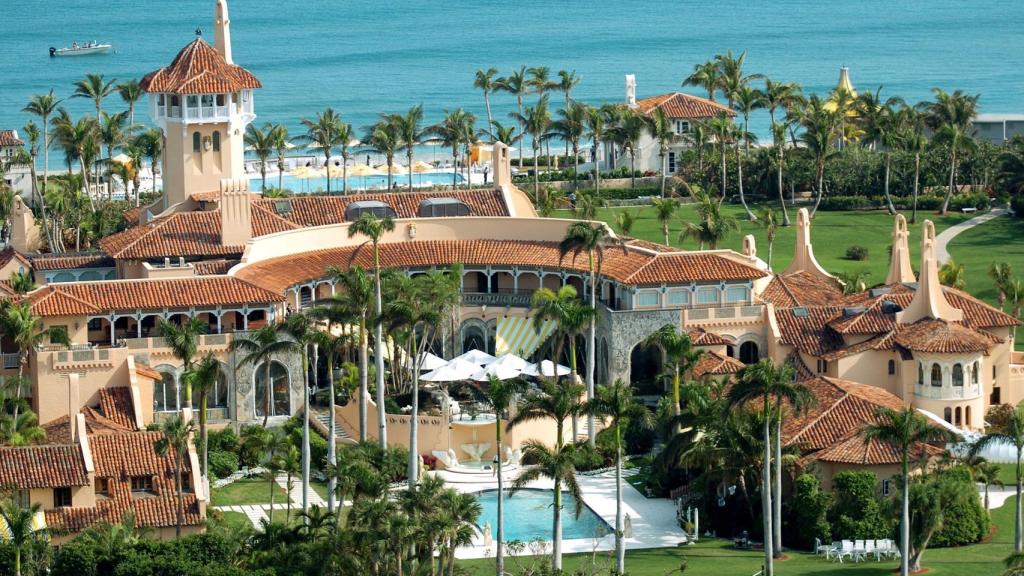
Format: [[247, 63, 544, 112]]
[[3, 0, 1023, 149]]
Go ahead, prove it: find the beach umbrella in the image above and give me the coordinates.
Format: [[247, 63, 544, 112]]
[[348, 163, 384, 177], [110, 153, 131, 165], [472, 353, 528, 381], [420, 358, 481, 382], [410, 160, 435, 173], [454, 349, 497, 366], [522, 360, 571, 377], [406, 351, 447, 371]]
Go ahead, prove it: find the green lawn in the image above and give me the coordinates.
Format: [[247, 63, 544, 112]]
[[210, 510, 252, 532], [460, 496, 1017, 576], [312, 480, 330, 502], [210, 477, 288, 507]]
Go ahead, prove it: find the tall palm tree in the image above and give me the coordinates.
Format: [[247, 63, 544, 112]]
[[706, 112, 735, 200], [899, 105, 930, 223], [680, 185, 739, 249], [389, 105, 425, 190], [585, 105, 611, 195], [0, 500, 48, 576], [651, 197, 678, 245], [428, 108, 476, 190], [307, 327, 347, 515], [348, 212, 395, 448], [245, 123, 275, 192], [609, 107, 645, 190], [72, 73, 117, 121], [557, 69, 582, 157], [52, 113, 99, 209], [363, 117, 401, 189], [770, 362, 814, 557], [645, 323, 702, 426], [714, 50, 762, 109], [490, 120, 521, 154], [586, 380, 653, 574], [501, 66, 530, 166], [117, 79, 143, 132], [559, 221, 623, 445], [731, 121, 758, 220], [0, 410, 47, 447], [183, 353, 220, 488], [683, 60, 721, 101], [473, 68, 501, 139], [644, 108, 678, 197], [757, 207, 780, 270], [268, 123, 291, 192], [230, 324, 295, 427], [23, 90, 63, 202], [323, 266, 374, 441], [866, 407, 960, 576], [98, 111, 127, 199], [158, 316, 207, 409], [762, 79, 802, 225], [550, 101, 588, 191], [299, 108, 346, 195], [19, 122, 55, 250], [925, 89, 980, 214], [139, 127, 163, 197], [512, 96, 551, 202], [509, 440, 583, 571], [280, 312, 318, 516], [970, 404, 1024, 553], [990, 262, 1015, 311], [732, 84, 763, 155], [799, 96, 840, 217], [153, 414, 196, 537]]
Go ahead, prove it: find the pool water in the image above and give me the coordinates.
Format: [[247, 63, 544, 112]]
[[475, 489, 610, 542], [251, 171, 464, 193]]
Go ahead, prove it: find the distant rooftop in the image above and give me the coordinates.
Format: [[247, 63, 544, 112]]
[[974, 113, 1024, 123]]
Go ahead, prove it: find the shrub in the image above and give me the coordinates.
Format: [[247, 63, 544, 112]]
[[207, 427, 239, 454], [845, 245, 869, 261], [207, 450, 239, 480], [791, 474, 832, 550], [929, 466, 989, 547], [828, 471, 893, 540], [1012, 194, 1024, 219], [572, 442, 608, 471], [947, 191, 990, 212], [817, 195, 874, 211], [51, 542, 97, 576]]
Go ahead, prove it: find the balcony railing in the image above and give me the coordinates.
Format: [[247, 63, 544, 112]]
[[463, 290, 535, 308], [915, 383, 982, 400]]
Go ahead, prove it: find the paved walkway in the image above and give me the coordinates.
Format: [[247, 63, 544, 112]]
[[213, 474, 327, 528], [934, 208, 1008, 264], [983, 484, 1018, 510]]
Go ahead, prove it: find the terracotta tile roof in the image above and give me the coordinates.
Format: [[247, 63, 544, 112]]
[[134, 363, 165, 381], [839, 282, 1019, 331], [622, 237, 681, 253], [787, 351, 816, 380], [819, 332, 897, 361], [190, 190, 221, 202], [762, 271, 844, 308], [98, 211, 241, 260], [775, 306, 845, 356], [253, 189, 510, 226], [30, 251, 114, 271], [893, 319, 1002, 354], [26, 276, 282, 316], [635, 92, 736, 119], [687, 327, 732, 347], [236, 240, 765, 294], [192, 258, 239, 275], [0, 444, 88, 488], [42, 410, 136, 444], [692, 350, 745, 379], [98, 387, 139, 431], [811, 430, 945, 466], [0, 246, 30, 271], [90, 431, 189, 480], [122, 206, 143, 225], [783, 377, 904, 454], [0, 130, 24, 147], [140, 38, 261, 95]]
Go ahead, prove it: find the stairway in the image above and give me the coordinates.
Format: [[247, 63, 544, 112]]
[[312, 408, 353, 443]]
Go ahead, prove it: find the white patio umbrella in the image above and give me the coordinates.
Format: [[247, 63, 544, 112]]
[[522, 360, 571, 377], [487, 353, 529, 370], [454, 349, 497, 366], [419, 358, 480, 382], [471, 355, 525, 381], [406, 351, 447, 371]]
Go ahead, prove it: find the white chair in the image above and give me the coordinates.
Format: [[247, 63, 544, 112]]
[[833, 540, 854, 563], [853, 539, 867, 562], [864, 540, 876, 561], [816, 538, 838, 558]]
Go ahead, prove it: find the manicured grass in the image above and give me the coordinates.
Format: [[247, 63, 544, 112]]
[[312, 480, 330, 502], [211, 510, 252, 532], [460, 496, 1018, 576], [210, 477, 288, 507]]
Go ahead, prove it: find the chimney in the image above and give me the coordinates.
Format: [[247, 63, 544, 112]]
[[492, 141, 512, 191], [68, 373, 81, 442], [214, 0, 233, 64], [625, 74, 637, 108], [782, 208, 834, 282], [219, 178, 252, 246], [897, 220, 963, 324], [10, 196, 42, 253], [885, 214, 915, 285], [742, 234, 757, 261]]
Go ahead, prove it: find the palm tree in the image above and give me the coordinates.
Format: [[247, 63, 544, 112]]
[[550, 101, 588, 191], [23, 90, 63, 205], [714, 50, 762, 109], [182, 353, 219, 487], [490, 120, 521, 155], [559, 221, 623, 445], [651, 197, 678, 245], [429, 108, 476, 190], [762, 79, 802, 226], [645, 108, 678, 197], [866, 407, 960, 576], [616, 210, 635, 236], [769, 362, 814, 557], [758, 207, 780, 269], [389, 104, 425, 190], [509, 440, 583, 571], [98, 111, 128, 199], [348, 212, 395, 448], [990, 262, 1014, 310], [19, 122, 56, 250], [362, 117, 400, 189], [267, 123, 291, 192], [938, 258, 967, 289], [609, 107, 645, 190], [799, 96, 840, 217], [72, 73, 117, 121], [556, 69, 582, 157], [970, 404, 1024, 553], [473, 68, 501, 139], [899, 106, 930, 223], [966, 456, 1004, 512], [861, 94, 905, 214], [307, 327, 347, 515], [0, 409, 47, 447], [52, 113, 99, 209], [501, 66, 530, 166], [513, 96, 552, 202], [684, 60, 721, 101], [585, 105, 612, 195], [154, 414, 197, 537], [117, 79, 143, 131], [281, 313, 321, 517], [645, 323, 702, 426], [926, 89, 980, 214], [706, 112, 735, 200], [139, 127, 163, 197], [586, 380, 653, 574], [299, 108, 346, 195], [245, 123, 275, 192], [732, 84, 763, 155], [324, 266, 374, 441], [680, 185, 739, 249], [731, 120, 758, 220], [158, 316, 207, 409], [0, 499, 48, 576], [230, 324, 295, 427], [2, 302, 69, 423]]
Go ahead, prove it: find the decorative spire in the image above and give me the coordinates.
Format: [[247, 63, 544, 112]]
[[885, 214, 915, 285], [782, 208, 833, 282], [897, 220, 963, 324], [214, 0, 232, 64]]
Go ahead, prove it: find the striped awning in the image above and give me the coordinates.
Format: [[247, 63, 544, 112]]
[[496, 317, 556, 357]]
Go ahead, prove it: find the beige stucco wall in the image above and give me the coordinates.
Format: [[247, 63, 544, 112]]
[[163, 120, 244, 207]]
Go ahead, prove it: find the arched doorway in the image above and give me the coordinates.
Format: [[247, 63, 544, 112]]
[[739, 341, 760, 365], [630, 343, 663, 395], [461, 324, 487, 354], [254, 361, 291, 418]]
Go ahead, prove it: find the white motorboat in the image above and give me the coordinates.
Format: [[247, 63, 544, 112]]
[[50, 42, 113, 57]]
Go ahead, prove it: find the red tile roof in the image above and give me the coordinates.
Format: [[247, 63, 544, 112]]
[[762, 271, 844, 308], [811, 430, 945, 466], [687, 327, 732, 347], [635, 92, 736, 119], [192, 258, 239, 275], [98, 387, 139, 431], [0, 130, 24, 147], [783, 377, 905, 455], [692, 350, 745, 379], [893, 318, 1001, 354], [838, 283, 1019, 331], [140, 38, 261, 95], [0, 444, 89, 488], [26, 276, 282, 316], [775, 306, 846, 356], [0, 246, 31, 271], [30, 252, 114, 271]]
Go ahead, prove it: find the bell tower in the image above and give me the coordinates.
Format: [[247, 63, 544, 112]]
[[139, 0, 260, 215]]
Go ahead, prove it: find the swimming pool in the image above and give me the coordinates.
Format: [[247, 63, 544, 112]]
[[250, 171, 464, 193], [475, 489, 610, 542]]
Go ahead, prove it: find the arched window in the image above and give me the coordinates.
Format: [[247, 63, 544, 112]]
[[192, 132, 201, 153], [973, 361, 980, 384], [739, 341, 760, 365], [952, 364, 964, 387], [254, 361, 290, 418], [955, 406, 962, 426], [154, 368, 179, 412], [888, 359, 896, 375], [943, 407, 952, 423], [210, 368, 229, 408], [918, 363, 924, 385], [966, 406, 972, 427], [212, 131, 221, 152], [931, 363, 942, 387]]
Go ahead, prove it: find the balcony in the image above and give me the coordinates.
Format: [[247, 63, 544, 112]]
[[683, 304, 763, 326], [463, 290, 535, 308], [915, 383, 983, 400]]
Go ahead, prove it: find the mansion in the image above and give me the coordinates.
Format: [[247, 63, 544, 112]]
[[0, 0, 1020, 539]]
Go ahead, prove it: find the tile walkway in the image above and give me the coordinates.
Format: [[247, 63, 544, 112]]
[[213, 474, 326, 528]]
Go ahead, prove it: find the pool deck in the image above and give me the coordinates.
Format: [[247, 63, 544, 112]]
[[433, 467, 689, 560]]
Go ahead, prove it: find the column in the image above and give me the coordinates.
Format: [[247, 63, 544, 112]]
[[136, 314, 143, 338], [513, 269, 519, 292], [216, 312, 223, 335], [242, 308, 249, 331], [109, 316, 116, 345]]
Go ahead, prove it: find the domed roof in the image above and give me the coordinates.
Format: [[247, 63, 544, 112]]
[[140, 38, 260, 95]]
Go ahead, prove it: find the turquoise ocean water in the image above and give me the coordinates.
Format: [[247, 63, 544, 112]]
[[3, 0, 1023, 147]]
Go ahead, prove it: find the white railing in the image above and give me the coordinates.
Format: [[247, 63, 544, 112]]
[[915, 383, 982, 400], [2, 353, 19, 369], [185, 106, 230, 122]]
